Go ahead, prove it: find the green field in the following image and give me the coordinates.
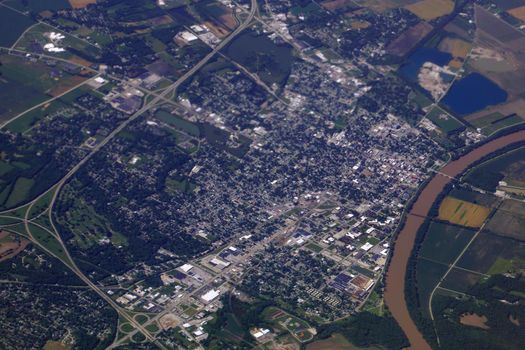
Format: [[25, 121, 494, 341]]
[[154, 110, 200, 136], [6, 99, 71, 133], [485, 200, 525, 241], [426, 106, 464, 134], [0, 5, 35, 46]]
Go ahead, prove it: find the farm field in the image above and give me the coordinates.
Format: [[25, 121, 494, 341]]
[[485, 200, 525, 241], [438, 196, 490, 228], [415, 258, 448, 317], [405, 0, 454, 21], [456, 230, 525, 274], [463, 99, 525, 135], [69, 0, 97, 9], [419, 222, 475, 265], [440, 267, 484, 293], [0, 54, 89, 124]]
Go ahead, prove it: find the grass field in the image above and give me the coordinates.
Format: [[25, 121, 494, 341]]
[[4, 0, 71, 13], [405, 0, 454, 21], [426, 106, 464, 134], [438, 196, 490, 228]]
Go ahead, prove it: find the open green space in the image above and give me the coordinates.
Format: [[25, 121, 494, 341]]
[[426, 106, 464, 134], [14, 23, 101, 61], [154, 110, 200, 137], [7, 99, 71, 134], [27, 222, 69, 263]]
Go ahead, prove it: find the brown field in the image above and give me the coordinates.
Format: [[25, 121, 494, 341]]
[[350, 20, 371, 29], [387, 21, 433, 56], [44, 340, 71, 350], [439, 37, 472, 58], [405, 0, 454, 21], [460, 313, 489, 329], [0, 231, 30, 262], [68, 0, 97, 9], [438, 196, 490, 228], [508, 5, 525, 21], [68, 55, 93, 68]]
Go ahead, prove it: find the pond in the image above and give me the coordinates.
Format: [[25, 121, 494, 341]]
[[441, 73, 508, 115]]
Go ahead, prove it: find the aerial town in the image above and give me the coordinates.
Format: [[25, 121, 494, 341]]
[[0, 0, 524, 350]]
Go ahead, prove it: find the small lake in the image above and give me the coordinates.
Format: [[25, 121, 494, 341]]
[[441, 73, 508, 115], [399, 47, 452, 82]]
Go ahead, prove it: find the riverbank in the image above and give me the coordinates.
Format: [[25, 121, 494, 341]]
[[384, 130, 525, 350]]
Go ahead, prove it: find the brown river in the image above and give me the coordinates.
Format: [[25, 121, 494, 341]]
[[384, 130, 525, 350]]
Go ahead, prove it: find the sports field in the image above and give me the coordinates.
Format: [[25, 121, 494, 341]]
[[438, 196, 490, 228]]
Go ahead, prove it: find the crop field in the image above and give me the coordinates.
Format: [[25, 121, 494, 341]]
[[0, 5, 36, 47], [440, 267, 484, 293], [387, 22, 433, 57], [419, 222, 475, 265], [456, 230, 525, 274], [415, 258, 448, 317], [486, 200, 525, 241], [405, 0, 454, 21], [447, 188, 498, 208], [426, 106, 464, 134], [438, 196, 491, 228]]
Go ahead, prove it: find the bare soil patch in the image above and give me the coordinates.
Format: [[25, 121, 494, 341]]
[[460, 313, 489, 329], [68, 0, 97, 9]]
